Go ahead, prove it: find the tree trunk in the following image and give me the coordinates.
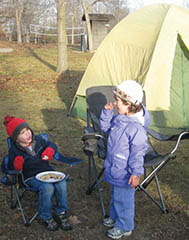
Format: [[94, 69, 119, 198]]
[[34, 33, 37, 44], [71, 15, 74, 45], [56, 0, 69, 74], [8, 34, 12, 42], [25, 30, 30, 43], [13, 0, 24, 44], [81, 0, 94, 52]]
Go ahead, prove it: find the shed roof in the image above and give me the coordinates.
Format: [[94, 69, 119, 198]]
[[82, 13, 116, 22]]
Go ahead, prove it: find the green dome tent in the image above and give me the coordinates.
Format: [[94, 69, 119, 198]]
[[69, 3, 189, 136]]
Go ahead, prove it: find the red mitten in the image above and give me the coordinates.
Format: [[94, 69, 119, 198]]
[[41, 147, 54, 161], [14, 156, 24, 171]]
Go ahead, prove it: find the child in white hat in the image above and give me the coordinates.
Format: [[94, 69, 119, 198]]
[[100, 80, 150, 239]]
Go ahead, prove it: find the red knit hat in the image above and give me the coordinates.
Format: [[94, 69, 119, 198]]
[[3, 115, 30, 141]]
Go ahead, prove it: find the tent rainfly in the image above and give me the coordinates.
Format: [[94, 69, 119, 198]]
[[69, 3, 189, 136]]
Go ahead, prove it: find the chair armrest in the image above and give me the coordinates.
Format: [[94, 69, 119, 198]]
[[82, 127, 106, 156], [7, 170, 22, 175], [82, 132, 104, 141], [171, 131, 189, 154], [54, 152, 83, 165], [1, 171, 21, 186]]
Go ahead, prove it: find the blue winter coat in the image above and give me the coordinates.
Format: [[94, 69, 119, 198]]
[[7, 134, 58, 181], [100, 106, 150, 188]]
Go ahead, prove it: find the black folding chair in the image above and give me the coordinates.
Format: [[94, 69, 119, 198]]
[[82, 85, 189, 218], [1, 133, 83, 226]]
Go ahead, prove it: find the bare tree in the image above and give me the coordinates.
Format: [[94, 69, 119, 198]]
[[22, 0, 55, 43], [13, 0, 25, 44], [81, 0, 94, 52], [102, 0, 129, 21], [56, 0, 69, 74], [0, 0, 19, 41], [0, 0, 55, 43], [66, 0, 83, 45]]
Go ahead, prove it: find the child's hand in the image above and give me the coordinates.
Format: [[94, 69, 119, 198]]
[[128, 175, 140, 188], [41, 147, 55, 161], [104, 102, 114, 110], [14, 156, 24, 171]]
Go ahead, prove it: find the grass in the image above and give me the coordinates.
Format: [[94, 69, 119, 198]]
[[0, 41, 188, 240], [0, 42, 92, 155]]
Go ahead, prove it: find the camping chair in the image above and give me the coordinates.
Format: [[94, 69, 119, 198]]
[[82, 85, 189, 218], [1, 133, 83, 226]]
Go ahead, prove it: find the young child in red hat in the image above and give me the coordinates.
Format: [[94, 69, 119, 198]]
[[3, 115, 72, 231]]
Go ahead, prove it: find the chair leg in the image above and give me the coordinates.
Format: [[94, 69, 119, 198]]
[[88, 154, 92, 188], [154, 172, 167, 213], [10, 185, 17, 209], [11, 185, 39, 226], [137, 165, 168, 213], [14, 185, 28, 225], [137, 184, 168, 213], [86, 167, 104, 194], [86, 154, 106, 218], [27, 211, 39, 226]]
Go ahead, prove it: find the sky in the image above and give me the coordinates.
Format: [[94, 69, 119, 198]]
[[127, 0, 188, 11]]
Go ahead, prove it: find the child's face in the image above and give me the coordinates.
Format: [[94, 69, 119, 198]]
[[114, 96, 131, 115], [16, 128, 32, 146]]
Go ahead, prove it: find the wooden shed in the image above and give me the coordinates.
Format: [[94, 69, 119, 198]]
[[82, 13, 117, 50]]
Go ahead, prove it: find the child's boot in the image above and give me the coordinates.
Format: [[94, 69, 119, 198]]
[[58, 212, 72, 231]]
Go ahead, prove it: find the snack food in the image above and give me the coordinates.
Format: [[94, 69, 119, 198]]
[[39, 173, 63, 181], [36, 171, 65, 183]]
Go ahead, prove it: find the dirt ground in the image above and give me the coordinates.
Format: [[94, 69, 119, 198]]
[[0, 42, 188, 240], [0, 155, 188, 240]]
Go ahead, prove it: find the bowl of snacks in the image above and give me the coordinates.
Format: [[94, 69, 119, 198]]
[[36, 171, 65, 183]]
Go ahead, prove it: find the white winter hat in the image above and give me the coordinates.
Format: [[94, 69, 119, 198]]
[[114, 80, 143, 106]]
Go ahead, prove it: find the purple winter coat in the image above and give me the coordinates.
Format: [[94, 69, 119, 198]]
[[100, 105, 150, 188]]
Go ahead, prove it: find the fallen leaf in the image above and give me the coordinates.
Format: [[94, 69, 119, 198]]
[[69, 215, 81, 225]]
